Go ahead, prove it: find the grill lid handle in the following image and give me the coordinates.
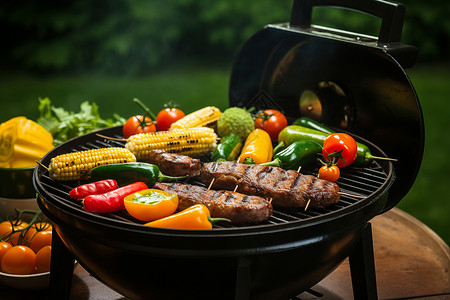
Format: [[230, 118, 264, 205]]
[[290, 0, 417, 67]]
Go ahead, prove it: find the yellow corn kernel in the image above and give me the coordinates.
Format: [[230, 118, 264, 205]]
[[48, 147, 136, 181], [126, 127, 217, 160], [169, 106, 221, 130]]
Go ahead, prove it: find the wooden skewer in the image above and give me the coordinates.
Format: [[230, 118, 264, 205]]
[[96, 133, 126, 142], [297, 166, 302, 173], [338, 192, 366, 199], [35, 161, 48, 171], [233, 185, 239, 192], [268, 198, 273, 204], [207, 178, 215, 190], [304, 199, 311, 211]]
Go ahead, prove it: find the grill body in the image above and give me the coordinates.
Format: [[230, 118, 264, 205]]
[[34, 126, 393, 299]]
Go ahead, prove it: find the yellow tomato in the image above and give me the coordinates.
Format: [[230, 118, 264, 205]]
[[35, 245, 51, 273], [0, 220, 28, 246], [26, 230, 52, 254], [1, 245, 35, 275], [124, 189, 178, 222], [0, 241, 12, 262]]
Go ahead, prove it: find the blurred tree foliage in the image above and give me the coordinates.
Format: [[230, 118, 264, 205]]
[[0, 0, 447, 75]]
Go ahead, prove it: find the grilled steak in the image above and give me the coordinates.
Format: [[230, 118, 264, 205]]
[[147, 150, 201, 177], [201, 161, 340, 208], [153, 182, 273, 225]]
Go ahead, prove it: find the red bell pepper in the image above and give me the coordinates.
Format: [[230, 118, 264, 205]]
[[69, 179, 118, 200], [83, 181, 148, 213]]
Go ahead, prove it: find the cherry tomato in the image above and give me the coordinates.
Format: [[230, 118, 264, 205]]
[[0, 241, 12, 262], [322, 133, 357, 168], [124, 189, 179, 222], [123, 115, 156, 138], [1, 245, 36, 275], [254, 109, 288, 141], [0, 220, 28, 246], [156, 108, 185, 131], [26, 230, 52, 254], [318, 165, 340, 182], [35, 245, 51, 273]]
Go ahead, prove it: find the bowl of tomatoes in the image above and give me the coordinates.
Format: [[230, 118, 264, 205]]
[[0, 211, 53, 290]]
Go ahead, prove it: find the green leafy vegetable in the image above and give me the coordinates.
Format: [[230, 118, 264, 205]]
[[37, 97, 125, 145]]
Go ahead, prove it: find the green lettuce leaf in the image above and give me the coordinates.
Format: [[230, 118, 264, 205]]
[[37, 97, 125, 145]]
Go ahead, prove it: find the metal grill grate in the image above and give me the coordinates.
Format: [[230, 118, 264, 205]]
[[35, 127, 389, 229]]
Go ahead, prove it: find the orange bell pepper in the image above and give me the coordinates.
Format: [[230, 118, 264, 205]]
[[237, 128, 273, 164], [124, 189, 178, 222], [144, 204, 229, 230]]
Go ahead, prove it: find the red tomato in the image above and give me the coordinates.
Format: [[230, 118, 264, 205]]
[[254, 109, 288, 141], [123, 115, 156, 138], [322, 133, 357, 168], [156, 108, 185, 131], [1, 245, 36, 275], [35, 245, 51, 273], [318, 165, 340, 182]]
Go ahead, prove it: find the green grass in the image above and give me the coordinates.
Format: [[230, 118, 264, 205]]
[[0, 67, 231, 122], [400, 63, 450, 245], [1, 62, 449, 245]]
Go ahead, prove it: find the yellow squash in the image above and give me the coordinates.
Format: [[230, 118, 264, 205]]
[[0, 117, 54, 168]]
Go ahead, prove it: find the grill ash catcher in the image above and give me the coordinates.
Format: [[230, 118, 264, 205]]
[[33, 0, 424, 299]]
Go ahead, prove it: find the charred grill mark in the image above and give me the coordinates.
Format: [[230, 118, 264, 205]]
[[243, 164, 252, 176], [290, 173, 302, 191], [225, 193, 234, 203], [242, 195, 250, 204], [182, 184, 191, 193], [212, 191, 221, 200], [230, 160, 238, 174]]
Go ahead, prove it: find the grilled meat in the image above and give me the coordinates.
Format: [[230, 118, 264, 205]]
[[147, 150, 201, 177], [153, 182, 273, 225], [201, 161, 340, 208]]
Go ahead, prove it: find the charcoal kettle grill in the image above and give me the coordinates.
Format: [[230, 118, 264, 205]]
[[33, 0, 423, 299]]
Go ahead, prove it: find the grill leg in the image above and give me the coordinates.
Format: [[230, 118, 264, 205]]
[[235, 257, 251, 300], [49, 227, 75, 300], [349, 222, 378, 300]]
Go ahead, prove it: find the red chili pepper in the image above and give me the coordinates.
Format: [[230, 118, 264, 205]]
[[83, 182, 148, 213], [69, 179, 118, 200]]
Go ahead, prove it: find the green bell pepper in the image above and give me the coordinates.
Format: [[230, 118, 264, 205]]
[[262, 140, 322, 170], [90, 162, 186, 186], [211, 133, 242, 162]]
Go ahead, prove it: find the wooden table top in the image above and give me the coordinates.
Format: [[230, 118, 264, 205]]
[[1, 208, 449, 300]]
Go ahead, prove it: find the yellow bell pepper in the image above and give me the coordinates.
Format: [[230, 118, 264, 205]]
[[237, 128, 273, 164], [0, 117, 54, 168]]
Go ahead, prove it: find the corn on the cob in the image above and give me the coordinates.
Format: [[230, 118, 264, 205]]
[[169, 106, 221, 130], [126, 127, 217, 160], [48, 147, 136, 181]]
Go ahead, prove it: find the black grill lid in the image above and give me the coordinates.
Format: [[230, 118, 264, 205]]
[[229, 0, 424, 211]]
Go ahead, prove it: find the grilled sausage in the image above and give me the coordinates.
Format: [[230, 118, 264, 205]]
[[153, 182, 273, 225], [200, 161, 340, 208], [147, 150, 201, 177]]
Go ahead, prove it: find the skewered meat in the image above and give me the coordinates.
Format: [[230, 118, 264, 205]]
[[201, 161, 340, 208], [153, 182, 273, 225], [147, 149, 201, 177]]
